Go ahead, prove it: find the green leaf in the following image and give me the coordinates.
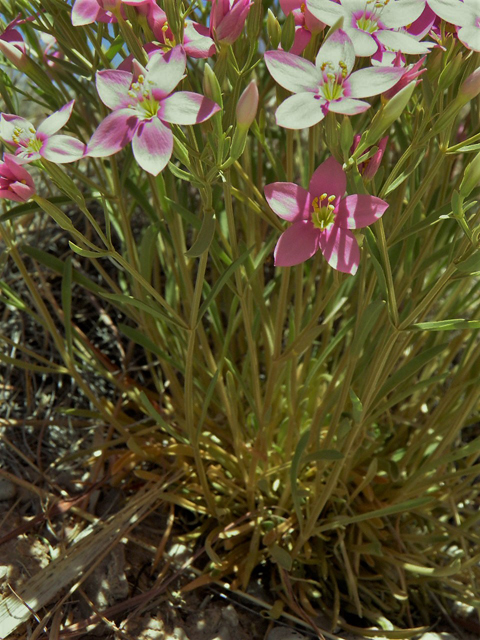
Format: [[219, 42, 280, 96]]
[[406, 319, 480, 331], [364, 227, 388, 300], [68, 242, 111, 258], [455, 251, 480, 274], [185, 210, 216, 258], [351, 299, 385, 356], [62, 256, 73, 358], [373, 343, 449, 402], [349, 388, 363, 423], [35, 196, 75, 232], [118, 323, 183, 370], [269, 544, 293, 571], [197, 246, 253, 325], [303, 449, 344, 463]]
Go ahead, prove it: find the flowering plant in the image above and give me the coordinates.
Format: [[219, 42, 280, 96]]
[[0, 1, 480, 636]]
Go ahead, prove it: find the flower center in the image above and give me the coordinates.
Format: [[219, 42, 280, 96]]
[[356, 0, 389, 33], [128, 74, 160, 119], [161, 22, 177, 48], [319, 61, 348, 101], [311, 194, 336, 230], [12, 126, 43, 154]]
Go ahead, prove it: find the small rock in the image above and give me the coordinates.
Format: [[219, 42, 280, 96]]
[[221, 604, 239, 627], [267, 627, 309, 640], [0, 479, 16, 501], [165, 627, 189, 640], [211, 624, 231, 640]]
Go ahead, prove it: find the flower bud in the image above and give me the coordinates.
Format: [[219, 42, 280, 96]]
[[267, 9, 281, 49], [236, 80, 258, 129], [459, 67, 480, 101], [460, 151, 480, 198], [0, 153, 35, 202], [365, 81, 415, 147], [433, 68, 480, 134], [280, 11, 296, 52], [203, 63, 223, 109], [0, 38, 28, 70]]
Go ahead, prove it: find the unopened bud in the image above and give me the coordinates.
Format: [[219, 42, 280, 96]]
[[247, 0, 263, 40], [460, 151, 480, 198], [459, 67, 480, 101], [280, 11, 296, 52], [203, 63, 223, 109], [438, 52, 463, 92], [433, 68, 480, 134], [236, 80, 258, 129], [267, 9, 281, 49], [365, 81, 415, 147], [0, 38, 28, 71]]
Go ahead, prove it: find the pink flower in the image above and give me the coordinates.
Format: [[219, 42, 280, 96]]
[[87, 46, 220, 175], [209, 0, 253, 44], [265, 157, 389, 274], [71, 0, 119, 25], [0, 15, 26, 52], [427, 0, 480, 52], [0, 101, 85, 164], [0, 154, 35, 202], [236, 80, 259, 128], [265, 29, 404, 129], [351, 135, 388, 179], [279, 0, 324, 54], [307, 0, 433, 56]]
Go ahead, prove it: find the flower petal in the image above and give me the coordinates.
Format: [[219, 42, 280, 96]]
[[71, 0, 101, 26], [184, 22, 216, 58], [306, 0, 344, 26], [376, 30, 433, 55], [309, 156, 346, 199], [276, 93, 326, 129], [274, 220, 320, 266], [347, 66, 405, 98], [87, 109, 138, 157], [316, 29, 355, 76], [264, 182, 311, 221], [317, 225, 360, 274], [0, 114, 34, 144], [159, 91, 220, 125], [427, 0, 472, 27], [37, 100, 75, 137], [132, 118, 173, 175], [336, 194, 388, 229], [96, 70, 134, 109], [457, 26, 480, 52], [381, 0, 425, 28], [147, 46, 187, 99], [290, 27, 312, 56], [41, 135, 85, 163], [327, 97, 370, 115], [264, 50, 321, 94], [344, 27, 378, 56]]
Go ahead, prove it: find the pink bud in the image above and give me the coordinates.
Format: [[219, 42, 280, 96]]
[[236, 80, 259, 129], [210, 0, 253, 44], [351, 136, 389, 180], [0, 154, 36, 202], [0, 38, 28, 71], [460, 67, 480, 101]]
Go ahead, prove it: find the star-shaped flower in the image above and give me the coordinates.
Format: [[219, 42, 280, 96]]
[[265, 156, 389, 274], [307, 0, 432, 56], [87, 46, 220, 175], [0, 101, 85, 164], [265, 29, 404, 128]]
